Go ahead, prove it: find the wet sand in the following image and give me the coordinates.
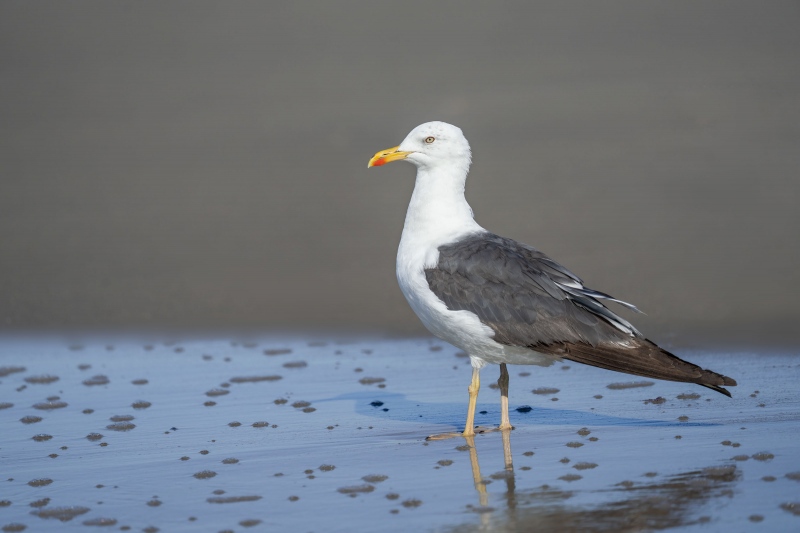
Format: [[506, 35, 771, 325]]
[[1, 336, 799, 532]]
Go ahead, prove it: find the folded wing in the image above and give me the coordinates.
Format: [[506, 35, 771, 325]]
[[425, 232, 736, 396]]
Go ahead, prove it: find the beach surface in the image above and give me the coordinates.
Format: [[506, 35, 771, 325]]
[[1, 336, 799, 532]]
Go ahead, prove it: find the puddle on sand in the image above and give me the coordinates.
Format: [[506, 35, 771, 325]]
[[781, 503, 800, 516], [82, 375, 109, 386], [32, 400, 67, 410], [106, 422, 135, 431], [263, 348, 292, 356], [337, 484, 375, 495], [358, 377, 385, 385], [0, 366, 26, 377], [30, 506, 90, 522], [229, 375, 282, 383], [677, 392, 701, 400], [644, 396, 666, 405], [83, 517, 118, 526], [606, 381, 654, 390], [24, 375, 59, 384], [206, 495, 262, 504]]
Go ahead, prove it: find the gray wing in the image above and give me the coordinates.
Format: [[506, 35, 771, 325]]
[[425, 232, 737, 396], [426, 232, 641, 347]]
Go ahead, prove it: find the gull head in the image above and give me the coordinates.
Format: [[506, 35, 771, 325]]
[[368, 121, 472, 172]]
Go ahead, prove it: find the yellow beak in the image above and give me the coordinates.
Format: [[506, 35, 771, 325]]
[[367, 146, 413, 168]]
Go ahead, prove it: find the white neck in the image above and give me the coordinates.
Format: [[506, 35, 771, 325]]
[[399, 164, 484, 267]]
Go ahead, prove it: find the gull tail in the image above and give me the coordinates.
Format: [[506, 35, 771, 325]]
[[539, 338, 737, 397]]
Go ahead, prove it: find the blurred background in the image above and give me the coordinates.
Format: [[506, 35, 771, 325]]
[[1, 1, 798, 344]]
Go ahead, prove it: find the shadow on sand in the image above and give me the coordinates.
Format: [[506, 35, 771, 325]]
[[320, 391, 718, 430]]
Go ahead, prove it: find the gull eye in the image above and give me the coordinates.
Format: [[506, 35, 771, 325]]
[[424, 136, 435, 144]]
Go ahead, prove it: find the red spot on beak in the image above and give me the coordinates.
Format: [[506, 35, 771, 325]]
[[372, 158, 386, 166]]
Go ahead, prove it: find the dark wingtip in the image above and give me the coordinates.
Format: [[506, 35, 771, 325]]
[[702, 368, 736, 394], [701, 383, 733, 398]]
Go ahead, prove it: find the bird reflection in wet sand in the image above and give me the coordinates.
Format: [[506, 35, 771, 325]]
[[452, 433, 740, 533], [460, 431, 518, 531]]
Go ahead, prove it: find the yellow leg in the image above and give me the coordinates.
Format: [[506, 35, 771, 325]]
[[462, 367, 480, 437], [498, 363, 513, 431]]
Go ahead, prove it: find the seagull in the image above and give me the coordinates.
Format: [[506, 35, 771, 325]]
[[368, 121, 736, 438]]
